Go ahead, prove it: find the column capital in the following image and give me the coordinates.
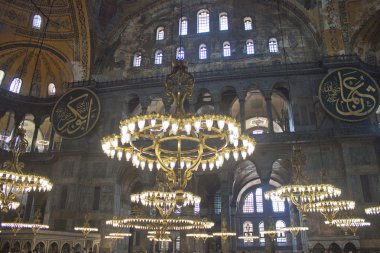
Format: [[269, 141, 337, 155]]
[[237, 89, 246, 100]]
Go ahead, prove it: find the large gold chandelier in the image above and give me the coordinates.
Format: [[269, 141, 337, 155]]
[[265, 144, 341, 215], [131, 189, 200, 218], [106, 216, 214, 231], [0, 128, 53, 213], [101, 60, 256, 190], [304, 200, 355, 223], [365, 205, 380, 215]]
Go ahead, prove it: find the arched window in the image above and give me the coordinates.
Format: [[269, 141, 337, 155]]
[[242, 192, 254, 213], [199, 44, 207, 60], [219, 12, 228, 31], [133, 52, 142, 67], [255, 188, 263, 213], [0, 70, 5, 85], [154, 50, 163, 65], [272, 195, 285, 212], [9, 78, 22, 93], [176, 47, 185, 60], [244, 17, 252, 30], [223, 42, 231, 57], [48, 83, 56, 96], [197, 9, 210, 33], [179, 17, 188, 35], [259, 221, 265, 246], [246, 39, 255, 55], [275, 220, 287, 245], [156, 27, 164, 40], [269, 38, 279, 53], [243, 221, 254, 244], [32, 14, 42, 29]]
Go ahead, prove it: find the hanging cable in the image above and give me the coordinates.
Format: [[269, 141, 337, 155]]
[[28, 0, 56, 95]]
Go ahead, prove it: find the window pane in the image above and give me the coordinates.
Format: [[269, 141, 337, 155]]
[[214, 192, 221, 214], [272, 195, 285, 212], [179, 17, 188, 35], [133, 53, 142, 67], [244, 18, 252, 30], [242, 192, 254, 213], [246, 40, 255, 55], [48, 83, 56, 96], [156, 27, 164, 40], [155, 50, 163, 65], [194, 202, 200, 213], [275, 220, 287, 244], [0, 70, 4, 85], [199, 44, 207, 59], [198, 10, 210, 33], [175, 236, 180, 251], [255, 188, 263, 213], [259, 221, 265, 246], [176, 47, 185, 60], [243, 221, 254, 244], [223, 42, 231, 57], [33, 15, 42, 29], [220, 13, 228, 31], [269, 38, 278, 53], [10, 78, 22, 93]]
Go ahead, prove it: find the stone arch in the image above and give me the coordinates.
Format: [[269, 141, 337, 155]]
[[272, 83, 294, 132], [270, 158, 292, 187], [48, 242, 59, 253], [35, 242, 46, 253], [312, 243, 325, 253], [13, 242, 21, 252], [232, 160, 261, 206], [344, 242, 357, 253], [351, 10, 380, 65], [147, 96, 165, 114], [220, 86, 237, 116], [2, 242, 10, 253], [23, 242, 32, 252], [195, 88, 215, 115], [329, 243, 342, 253], [61, 243, 70, 253]]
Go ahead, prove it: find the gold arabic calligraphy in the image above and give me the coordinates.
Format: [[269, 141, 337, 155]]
[[321, 70, 378, 118], [55, 94, 97, 136]]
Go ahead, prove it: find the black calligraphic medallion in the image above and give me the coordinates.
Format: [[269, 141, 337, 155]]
[[319, 68, 380, 122], [52, 88, 101, 139]]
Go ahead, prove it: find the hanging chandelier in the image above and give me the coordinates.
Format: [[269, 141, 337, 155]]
[[1, 209, 49, 235], [265, 144, 341, 215], [0, 128, 53, 213], [281, 226, 309, 236], [304, 200, 355, 223], [238, 235, 259, 240], [327, 218, 370, 235], [131, 188, 200, 218], [213, 230, 236, 241], [365, 205, 380, 215], [74, 214, 99, 238], [101, 60, 256, 190], [106, 216, 214, 231], [187, 233, 214, 241]]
